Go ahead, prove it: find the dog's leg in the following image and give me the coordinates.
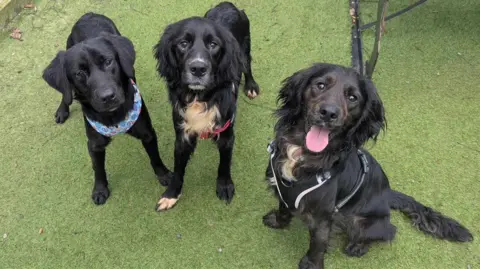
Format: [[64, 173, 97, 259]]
[[344, 215, 396, 257], [214, 126, 235, 202], [156, 131, 196, 212], [141, 132, 173, 186], [55, 100, 70, 124], [242, 34, 260, 99], [263, 201, 293, 229], [87, 137, 111, 205], [129, 106, 173, 186], [298, 215, 332, 269]]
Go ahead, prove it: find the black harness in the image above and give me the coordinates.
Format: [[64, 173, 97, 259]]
[[267, 140, 369, 211]]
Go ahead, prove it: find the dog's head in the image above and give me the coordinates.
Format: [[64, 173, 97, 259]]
[[42, 33, 135, 113], [154, 17, 244, 91], [276, 63, 385, 152]]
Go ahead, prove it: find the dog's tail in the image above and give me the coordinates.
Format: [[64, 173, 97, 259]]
[[388, 189, 473, 242]]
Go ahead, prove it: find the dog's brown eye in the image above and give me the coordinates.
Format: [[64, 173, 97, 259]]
[[104, 58, 112, 67], [348, 95, 358, 102], [179, 40, 189, 49], [318, 83, 326, 89]]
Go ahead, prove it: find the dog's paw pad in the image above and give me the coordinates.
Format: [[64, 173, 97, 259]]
[[156, 197, 179, 212], [216, 181, 235, 203]]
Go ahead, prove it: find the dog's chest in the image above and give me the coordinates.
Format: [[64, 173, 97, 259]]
[[179, 99, 220, 136]]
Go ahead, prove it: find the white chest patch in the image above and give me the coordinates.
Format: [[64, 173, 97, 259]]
[[178, 99, 220, 139]]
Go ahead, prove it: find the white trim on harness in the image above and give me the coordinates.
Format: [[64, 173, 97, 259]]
[[294, 172, 331, 208], [268, 142, 289, 208]]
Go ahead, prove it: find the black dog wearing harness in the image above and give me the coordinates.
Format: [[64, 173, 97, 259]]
[[262, 63, 472, 269]]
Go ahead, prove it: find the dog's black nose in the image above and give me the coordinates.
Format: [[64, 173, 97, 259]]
[[189, 61, 208, 77], [99, 89, 116, 103], [319, 104, 340, 122]]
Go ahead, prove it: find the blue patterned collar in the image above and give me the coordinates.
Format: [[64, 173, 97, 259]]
[[86, 79, 142, 137]]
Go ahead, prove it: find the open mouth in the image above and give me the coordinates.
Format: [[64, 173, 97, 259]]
[[188, 84, 206, 91], [305, 126, 331, 153]]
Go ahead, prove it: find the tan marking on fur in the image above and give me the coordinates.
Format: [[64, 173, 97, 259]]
[[156, 196, 180, 211], [280, 143, 303, 182], [352, 216, 365, 225], [179, 99, 220, 140]]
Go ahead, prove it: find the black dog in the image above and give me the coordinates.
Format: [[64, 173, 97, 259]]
[[152, 2, 259, 211], [263, 63, 472, 269], [43, 13, 173, 205]]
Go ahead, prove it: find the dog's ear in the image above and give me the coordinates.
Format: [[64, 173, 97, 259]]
[[275, 67, 314, 125], [348, 77, 386, 147], [153, 23, 180, 83], [102, 34, 136, 79], [42, 51, 73, 105], [216, 25, 246, 84]]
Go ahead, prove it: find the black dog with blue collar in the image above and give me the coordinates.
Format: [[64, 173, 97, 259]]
[[42, 13, 173, 205]]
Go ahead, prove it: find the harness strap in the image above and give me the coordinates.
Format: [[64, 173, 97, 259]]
[[334, 150, 369, 212], [267, 140, 369, 211], [268, 142, 289, 208]]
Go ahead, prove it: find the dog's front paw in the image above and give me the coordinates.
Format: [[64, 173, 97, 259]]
[[344, 242, 369, 257], [216, 178, 235, 203], [244, 82, 260, 99], [298, 256, 321, 269], [155, 192, 181, 212], [55, 109, 69, 124], [262, 210, 290, 229], [156, 170, 173, 187], [92, 185, 110, 205]]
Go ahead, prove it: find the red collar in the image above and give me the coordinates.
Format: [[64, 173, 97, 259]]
[[199, 116, 234, 140]]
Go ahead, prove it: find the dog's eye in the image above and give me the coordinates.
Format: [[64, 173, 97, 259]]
[[347, 94, 358, 103], [208, 41, 218, 49], [104, 58, 112, 67], [179, 40, 189, 49], [75, 71, 86, 80], [317, 83, 326, 89]]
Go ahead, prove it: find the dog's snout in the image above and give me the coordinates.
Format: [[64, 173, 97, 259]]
[[189, 60, 208, 77], [319, 104, 340, 122], [99, 89, 116, 104]]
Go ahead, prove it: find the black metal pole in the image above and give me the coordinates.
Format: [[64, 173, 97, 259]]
[[365, 0, 388, 79], [350, 0, 364, 75]]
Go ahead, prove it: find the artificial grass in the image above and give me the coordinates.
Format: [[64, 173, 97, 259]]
[[0, 0, 478, 268]]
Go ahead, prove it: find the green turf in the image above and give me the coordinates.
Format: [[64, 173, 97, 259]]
[[0, 0, 478, 268]]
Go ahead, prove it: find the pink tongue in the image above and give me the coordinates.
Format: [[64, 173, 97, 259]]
[[306, 126, 330, 152]]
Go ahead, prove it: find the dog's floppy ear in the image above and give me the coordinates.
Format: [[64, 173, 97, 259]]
[[275, 65, 319, 125], [348, 77, 386, 147], [216, 25, 246, 84], [102, 34, 136, 79], [42, 51, 73, 105], [153, 23, 180, 83]]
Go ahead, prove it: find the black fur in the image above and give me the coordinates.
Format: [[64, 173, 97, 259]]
[[263, 63, 473, 269], [152, 2, 259, 211], [42, 12, 173, 205]]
